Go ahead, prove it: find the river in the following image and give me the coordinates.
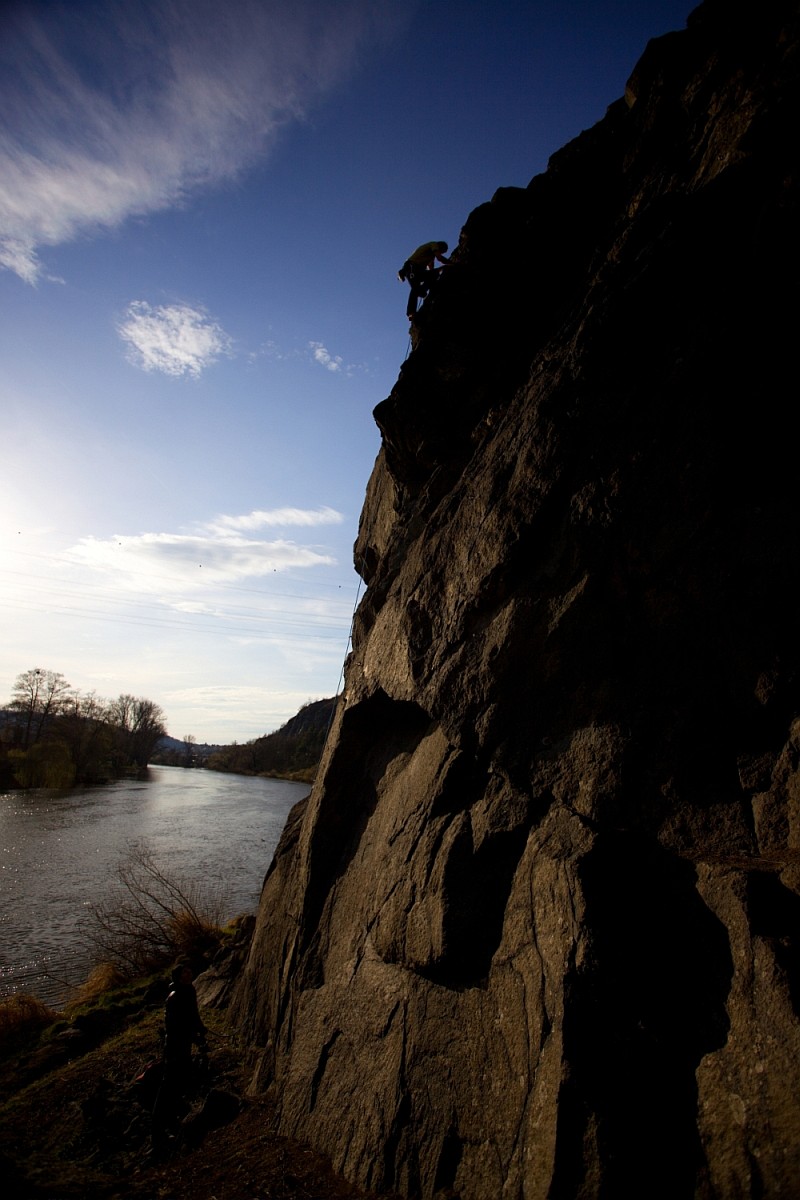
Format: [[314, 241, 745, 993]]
[[0, 765, 308, 1005]]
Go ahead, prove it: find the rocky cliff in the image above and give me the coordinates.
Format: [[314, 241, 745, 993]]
[[229, 2, 800, 1195]]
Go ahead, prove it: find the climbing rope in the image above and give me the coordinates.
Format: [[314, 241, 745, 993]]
[[321, 310, 408, 747], [320, 423, 388, 748]]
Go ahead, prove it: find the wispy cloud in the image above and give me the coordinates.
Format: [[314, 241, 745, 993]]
[[0, 0, 406, 283], [117, 301, 232, 377], [308, 340, 369, 376], [209, 507, 344, 533], [65, 507, 343, 592], [309, 341, 344, 373], [248, 339, 292, 364], [67, 533, 334, 590]]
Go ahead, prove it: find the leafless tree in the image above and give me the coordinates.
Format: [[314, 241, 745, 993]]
[[58, 691, 112, 783], [183, 733, 197, 767], [10, 668, 72, 748], [107, 694, 167, 767]]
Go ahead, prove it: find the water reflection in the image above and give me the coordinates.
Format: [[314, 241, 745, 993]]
[[0, 766, 307, 1004]]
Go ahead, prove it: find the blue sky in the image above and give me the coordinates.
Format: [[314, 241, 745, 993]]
[[1, 0, 695, 743]]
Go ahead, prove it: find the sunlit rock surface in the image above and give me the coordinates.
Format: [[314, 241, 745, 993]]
[[230, 2, 800, 1195]]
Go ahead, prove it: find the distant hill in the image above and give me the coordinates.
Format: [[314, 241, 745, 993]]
[[204, 698, 336, 782], [150, 736, 222, 767]]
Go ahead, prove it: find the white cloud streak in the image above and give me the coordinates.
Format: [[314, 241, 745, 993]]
[[64, 507, 344, 592], [209, 507, 344, 532], [118, 301, 232, 377], [69, 532, 334, 587], [0, 0, 405, 283]]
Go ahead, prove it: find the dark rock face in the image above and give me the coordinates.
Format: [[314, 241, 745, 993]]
[[231, 2, 800, 1195]]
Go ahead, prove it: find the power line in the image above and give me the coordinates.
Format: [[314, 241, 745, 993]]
[[0, 598, 350, 643]]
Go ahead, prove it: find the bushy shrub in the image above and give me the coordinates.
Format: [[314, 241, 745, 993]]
[[8, 741, 75, 788], [83, 841, 228, 976]]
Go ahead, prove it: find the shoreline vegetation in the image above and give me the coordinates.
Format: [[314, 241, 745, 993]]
[[1, 685, 334, 792], [0, 844, 376, 1199], [0, 668, 167, 791]]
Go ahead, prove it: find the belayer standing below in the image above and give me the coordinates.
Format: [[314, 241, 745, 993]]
[[399, 240, 450, 318], [151, 962, 206, 1152]]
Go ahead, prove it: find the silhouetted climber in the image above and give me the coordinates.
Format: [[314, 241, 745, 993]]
[[399, 240, 450, 318], [151, 962, 206, 1153]]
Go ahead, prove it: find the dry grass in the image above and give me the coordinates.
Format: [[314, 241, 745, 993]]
[[0, 993, 60, 1051], [66, 962, 128, 1008]]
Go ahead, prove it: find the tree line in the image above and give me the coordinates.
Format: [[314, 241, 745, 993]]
[[0, 668, 167, 789]]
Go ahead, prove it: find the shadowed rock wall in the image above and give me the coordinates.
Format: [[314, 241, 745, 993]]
[[230, 2, 800, 1194]]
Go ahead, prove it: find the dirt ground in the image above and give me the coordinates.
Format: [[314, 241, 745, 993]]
[[0, 1005, 388, 1200]]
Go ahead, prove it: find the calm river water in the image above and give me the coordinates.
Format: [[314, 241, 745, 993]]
[[0, 766, 308, 1005]]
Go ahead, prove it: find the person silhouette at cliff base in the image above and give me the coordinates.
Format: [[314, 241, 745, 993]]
[[399, 240, 450, 318], [151, 962, 206, 1153]]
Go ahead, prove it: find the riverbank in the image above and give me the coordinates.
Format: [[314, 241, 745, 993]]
[[262, 765, 316, 784], [0, 768, 305, 1005], [0, 974, 385, 1199]]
